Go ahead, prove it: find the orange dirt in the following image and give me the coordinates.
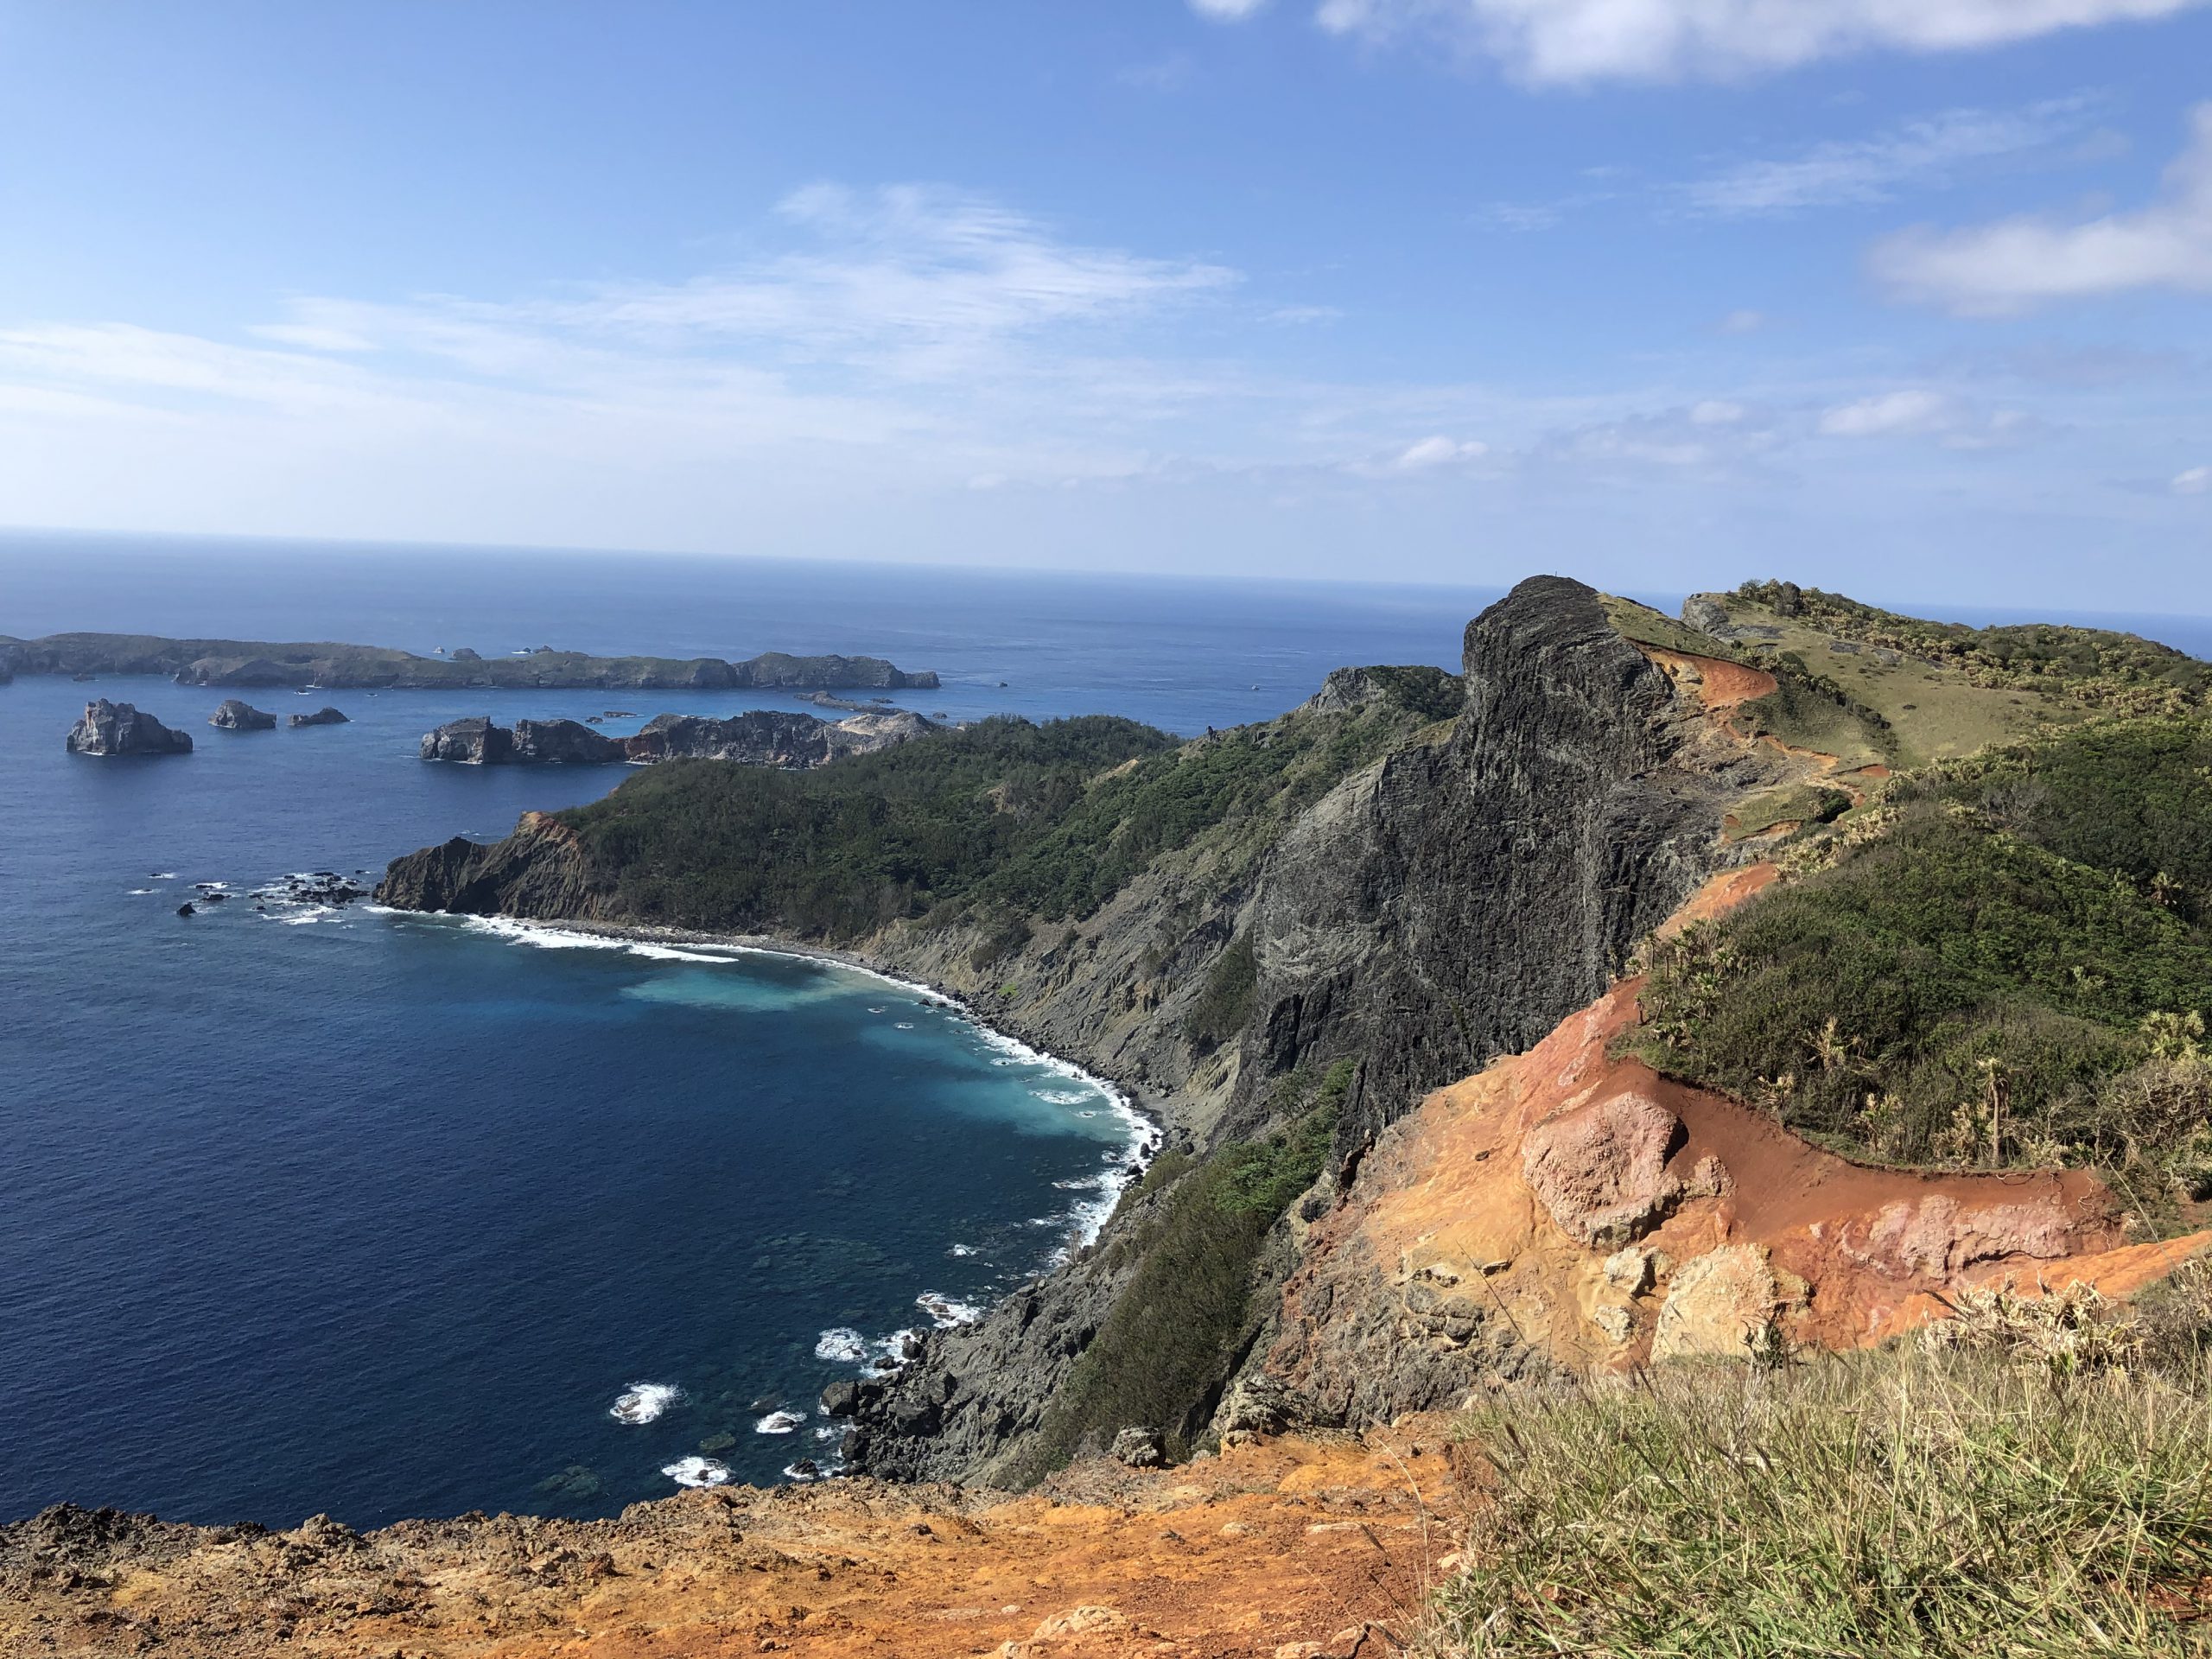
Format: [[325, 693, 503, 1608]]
[[1270, 981, 2209, 1394], [1654, 862, 1778, 938], [1636, 647, 1777, 711], [1, 1432, 1459, 1659]]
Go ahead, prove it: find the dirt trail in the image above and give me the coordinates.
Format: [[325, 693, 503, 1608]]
[[0, 1431, 1459, 1659]]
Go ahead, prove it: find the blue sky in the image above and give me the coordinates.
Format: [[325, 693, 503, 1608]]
[[1, 1, 2209, 609]]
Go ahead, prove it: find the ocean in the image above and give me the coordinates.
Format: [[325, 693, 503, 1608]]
[[3, 531, 2207, 1530]]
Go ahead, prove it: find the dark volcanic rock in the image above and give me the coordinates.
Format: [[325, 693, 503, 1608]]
[[289, 706, 349, 728], [420, 716, 513, 765], [376, 811, 607, 916], [624, 709, 931, 766], [66, 699, 194, 757], [512, 719, 626, 765], [1232, 575, 1755, 1154], [209, 698, 277, 731]]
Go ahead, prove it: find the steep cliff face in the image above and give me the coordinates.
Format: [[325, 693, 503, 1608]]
[[1234, 575, 1776, 1156], [64, 699, 194, 756], [378, 811, 610, 918]]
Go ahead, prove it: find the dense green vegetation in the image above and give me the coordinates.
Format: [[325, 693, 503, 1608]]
[[1183, 933, 1257, 1052], [1638, 717, 2212, 1202], [1429, 1274, 2212, 1658], [558, 671, 1454, 943], [1735, 579, 2212, 712], [1010, 1060, 1354, 1482]]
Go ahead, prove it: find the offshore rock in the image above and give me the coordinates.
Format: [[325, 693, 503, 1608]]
[[288, 705, 349, 728], [208, 698, 276, 731], [65, 699, 193, 756], [420, 716, 512, 765], [512, 718, 625, 764]]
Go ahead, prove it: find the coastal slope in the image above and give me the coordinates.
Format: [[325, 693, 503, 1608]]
[[373, 574, 2212, 1492]]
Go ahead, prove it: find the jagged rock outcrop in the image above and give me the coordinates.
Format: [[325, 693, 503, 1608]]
[[208, 698, 276, 731], [289, 705, 349, 728], [513, 718, 625, 763], [420, 716, 512, 764], [64, 699, 193, 756], [623, 708, 931, 766], [417, 709, 933, 768], [1230, 575, 1779, 1157], [378, 810, 607, 916]]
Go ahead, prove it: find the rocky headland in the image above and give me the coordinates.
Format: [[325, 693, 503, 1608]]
[[0, 631, 938, 692], [64, 699, 194, 756]]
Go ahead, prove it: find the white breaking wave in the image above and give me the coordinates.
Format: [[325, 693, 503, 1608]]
[[662, 1456, 730, 1488], [948, 1243, 979, 1257], [128, 888, 153, 896], [916, 1292, 983, 1329], [814, 1327, 868, 1363], [609, 1382, 682, 1425], [1031, 1088, 1091, 1105], [781, 1461, 823, 1482], [755, 1409, 806, 1434]]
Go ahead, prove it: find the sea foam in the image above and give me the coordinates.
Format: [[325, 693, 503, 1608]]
[[754, 1409, 806, 1434], [814, 1327, 868, 1363], [609, 1382, 682, 1425], [661, 1456, 730, 1488]]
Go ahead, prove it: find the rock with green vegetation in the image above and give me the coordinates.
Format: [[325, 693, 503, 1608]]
[[0, 630, 938, 691]]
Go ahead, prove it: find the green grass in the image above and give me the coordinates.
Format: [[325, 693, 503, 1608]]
[[1427, 1331, 2212, 1656], [1599, 594, 1745, 661]]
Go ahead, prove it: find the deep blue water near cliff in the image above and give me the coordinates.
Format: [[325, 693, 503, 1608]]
[[0, 534, 1505, 1530], [5, 534, 2209, 1532]]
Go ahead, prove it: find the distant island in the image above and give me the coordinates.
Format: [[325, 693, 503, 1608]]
[[0, 632, 939, 692]]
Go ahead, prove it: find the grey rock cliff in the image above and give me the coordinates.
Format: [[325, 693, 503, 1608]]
[[421, 716, 512, 765], [66, 699, 194, 756], [209, 698, 276, 731]]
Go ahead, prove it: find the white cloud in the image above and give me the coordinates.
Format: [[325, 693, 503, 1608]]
[[1816, 388, 2036, 448], [1690, 399, 1746, 425], [2177, 465, 2212, 494], [1311, 0, 2209, 85], [1819, 388, 1956, 437], [1262, 303, 1344, 324], [1192, 0, 1268, 17], [1676, 100, 2092, 218], [1351, 434, 1491, 475], [1716, 308, 1770, 334], [1870, 103, 2212, 314]]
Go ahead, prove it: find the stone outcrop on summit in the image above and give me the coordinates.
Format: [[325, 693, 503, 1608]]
[[64, 699, 194, 756]]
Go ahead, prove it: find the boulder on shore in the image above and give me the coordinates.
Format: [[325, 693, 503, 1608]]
[[210, 698, 277, 731], [289, 706, 349, 728], [66, 699, 194, 756]]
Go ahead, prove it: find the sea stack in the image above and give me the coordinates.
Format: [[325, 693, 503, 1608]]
[[289, 706, 350, 728], [65, 699, 194, 756], [210, 698, 278, 731]]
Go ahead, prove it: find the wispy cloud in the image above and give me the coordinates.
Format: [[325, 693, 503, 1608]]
[[2177, 465, 2212, 494], [1817, 388, 2037, 448], [1676, 100, 2095, 218], [1307, 0, 2209, 86], [1190, 0, 1268, 18], [1870, 103, 2212, 314]]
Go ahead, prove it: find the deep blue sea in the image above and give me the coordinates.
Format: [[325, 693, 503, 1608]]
[[3, 531, 2208, 1531]]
